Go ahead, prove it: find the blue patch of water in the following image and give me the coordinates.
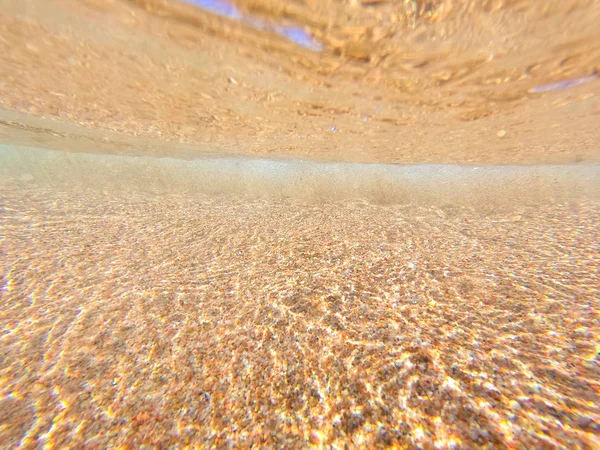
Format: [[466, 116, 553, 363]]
[[273, 25, 323, 51], [530, 74, 596, 93], [186, 0, 242, 19], [182, 0, 323, 51]]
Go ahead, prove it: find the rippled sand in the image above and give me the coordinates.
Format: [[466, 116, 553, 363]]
[[1, 0, 600, 447], [1, 174, 599, 448]]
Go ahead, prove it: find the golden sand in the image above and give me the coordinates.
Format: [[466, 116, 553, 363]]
[[1, 0, 600, 447], [1, 0, 599, 165], [1, 176, 599, 448]]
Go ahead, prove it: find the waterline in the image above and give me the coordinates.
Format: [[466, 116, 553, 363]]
[[1, 145, 598, 208]]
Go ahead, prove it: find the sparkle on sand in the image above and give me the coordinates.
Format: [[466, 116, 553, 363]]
[[1, 180, 599, 448]]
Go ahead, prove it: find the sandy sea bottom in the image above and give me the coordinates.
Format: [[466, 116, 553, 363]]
[[1, 0, 600, 446], [1, 149, 600, 448]]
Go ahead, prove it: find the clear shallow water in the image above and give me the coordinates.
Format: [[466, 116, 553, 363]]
[[1, 0, 600, 446], [1, 145, 599, 208], [1, 149, 599, 447]]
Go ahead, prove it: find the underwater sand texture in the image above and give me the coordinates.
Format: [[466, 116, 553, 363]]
[[1, 178, 599, 448], [1, 0, 600, 448]]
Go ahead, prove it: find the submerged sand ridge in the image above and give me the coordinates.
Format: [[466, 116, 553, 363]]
[[1, 151, 600, 447]]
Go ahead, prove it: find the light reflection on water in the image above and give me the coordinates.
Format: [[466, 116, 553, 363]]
[[183, 0, 323, 51]]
